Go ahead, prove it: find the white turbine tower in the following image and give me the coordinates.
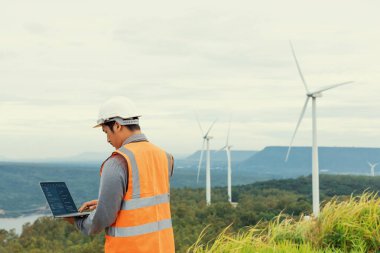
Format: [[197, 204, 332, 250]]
[[285, 41, 354, 217], [218, 120, 233, 203], [368, 162, 378, 177], [197, 118, 217, 205]]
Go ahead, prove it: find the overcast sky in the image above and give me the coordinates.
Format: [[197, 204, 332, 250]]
[[1, 0, 379, 160]]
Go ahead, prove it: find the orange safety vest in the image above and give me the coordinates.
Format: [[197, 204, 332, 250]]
[[100, 141, 175, 253]]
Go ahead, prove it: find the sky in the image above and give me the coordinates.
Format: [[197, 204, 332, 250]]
[[0, 0, 380, 160]]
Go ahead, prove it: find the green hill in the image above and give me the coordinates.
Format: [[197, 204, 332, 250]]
[[1, 174, 380, 252]]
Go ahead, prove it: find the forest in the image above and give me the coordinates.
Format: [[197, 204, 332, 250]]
[[1, 174, 380, 252]]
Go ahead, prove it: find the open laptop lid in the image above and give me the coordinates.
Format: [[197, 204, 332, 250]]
[[40, 182, 88, 217]]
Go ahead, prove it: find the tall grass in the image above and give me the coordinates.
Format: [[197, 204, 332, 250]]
[[188, 192, 380, 253]]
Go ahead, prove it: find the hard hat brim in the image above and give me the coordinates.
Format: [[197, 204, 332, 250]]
[[93, 116, 141, 129]]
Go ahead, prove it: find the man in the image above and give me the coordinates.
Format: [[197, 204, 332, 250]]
[[65, 96, 175, 253]]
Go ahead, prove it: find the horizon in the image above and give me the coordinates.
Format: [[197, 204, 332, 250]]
[[2, 145, 380, 162]]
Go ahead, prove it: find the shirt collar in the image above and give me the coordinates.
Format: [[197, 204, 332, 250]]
[[122, 133, 148, 146]]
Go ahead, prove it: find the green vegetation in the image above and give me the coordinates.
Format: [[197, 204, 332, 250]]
[[0, 217, 104, 253], [188, 192, 380, 252], [1, 174, 380, 252]]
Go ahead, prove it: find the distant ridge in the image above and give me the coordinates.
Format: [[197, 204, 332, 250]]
[[239, 146, 380, 176], [186, 150, 257, 162], [37, 152, 109, 164]]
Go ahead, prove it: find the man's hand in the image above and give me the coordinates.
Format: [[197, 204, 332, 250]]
[[63, 200, 97, 226], [78, 199, 98, 212]]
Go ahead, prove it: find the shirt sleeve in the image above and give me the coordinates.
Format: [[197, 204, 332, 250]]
[[74, 154, 128, 235]]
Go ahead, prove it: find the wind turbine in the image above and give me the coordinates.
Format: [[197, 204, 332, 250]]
[[196, 118, 217, 205], [285, 41, 354, 217], [218, 120, 233, 203], [368, 162, 378, 177]]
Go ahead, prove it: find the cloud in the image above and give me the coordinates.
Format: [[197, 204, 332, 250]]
[[24, 23, 49, 35], [0, 51, 17, 60], [0, 0, 379, 159]]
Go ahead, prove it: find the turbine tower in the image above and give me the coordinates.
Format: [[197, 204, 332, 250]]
[[197, 118, 217, 205], [285, 41, 354, 217], [219, 120, 233, 203], [368, 162, 378, 177]]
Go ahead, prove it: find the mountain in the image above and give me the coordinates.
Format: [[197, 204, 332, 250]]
[[239, 146, 380, 177], [37, 152, 109, 164], [186, 150, 257, 162]]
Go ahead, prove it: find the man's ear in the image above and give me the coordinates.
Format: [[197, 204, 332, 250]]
[[114, 122, 122, 132]]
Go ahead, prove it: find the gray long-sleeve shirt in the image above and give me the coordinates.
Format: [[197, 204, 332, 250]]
[[75, 134, 148, 235], [74, 154, 128, 235]]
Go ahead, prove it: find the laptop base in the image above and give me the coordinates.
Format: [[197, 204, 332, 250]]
[[55, 212, 91, 218]]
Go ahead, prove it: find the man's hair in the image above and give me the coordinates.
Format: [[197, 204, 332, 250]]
[[104, 117, 141, 133]]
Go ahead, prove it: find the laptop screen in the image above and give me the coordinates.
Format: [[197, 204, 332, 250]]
[[40, 182, 78, 216]]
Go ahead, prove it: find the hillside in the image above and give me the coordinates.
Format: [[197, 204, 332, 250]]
[[1, 175, 380, 252], [189, 193, 380, 252]]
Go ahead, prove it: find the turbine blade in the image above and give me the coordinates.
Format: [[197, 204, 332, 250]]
[[197, 140, 206, 183], [285, 96, 310, 162], [311, 81, 354, 95], [205, 119, 217, 137], [217, 145, 227, 153], [290, 41, 309, 93], [195, 113, 204, 135], [226, 117, 231, 146]]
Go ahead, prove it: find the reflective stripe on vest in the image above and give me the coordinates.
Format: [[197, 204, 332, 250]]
[[106, 219, 172, 237], [121, 193, 170, 211], [118, 146, 141, 198]]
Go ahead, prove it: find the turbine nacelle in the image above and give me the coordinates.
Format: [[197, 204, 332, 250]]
[[368, 162, 378, 166], [218, 144, 232, 150], [307, 92, 323, 98], [367, 162, 378, 176]]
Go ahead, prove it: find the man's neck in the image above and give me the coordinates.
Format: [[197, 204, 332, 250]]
[[128, 130, 142, 138], [121, 131, 143, 145]]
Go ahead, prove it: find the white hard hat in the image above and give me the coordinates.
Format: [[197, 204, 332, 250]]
[[94, 96, 141, 128]]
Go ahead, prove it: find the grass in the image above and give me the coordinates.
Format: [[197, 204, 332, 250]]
[[188, 192, 380, 253]]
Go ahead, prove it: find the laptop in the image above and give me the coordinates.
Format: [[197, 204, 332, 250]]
[[40, 182, 91, 218]]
